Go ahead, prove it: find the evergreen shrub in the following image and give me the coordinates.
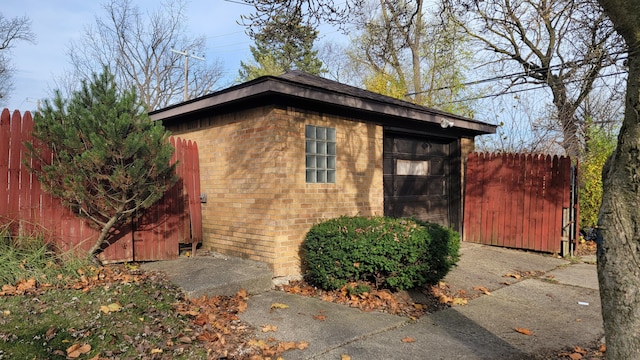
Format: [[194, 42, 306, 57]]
[[302, 216, 460, 291]]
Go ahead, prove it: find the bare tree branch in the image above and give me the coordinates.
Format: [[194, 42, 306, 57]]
[[0, 14, 35, 102], [65, 0, 223, 110], [240, 0, 367, 36], [448, 0, 625, 157]]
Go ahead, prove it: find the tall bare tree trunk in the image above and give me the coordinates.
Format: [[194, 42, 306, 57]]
[[596, 0, 640, 357], [410, 0, 424, 105]]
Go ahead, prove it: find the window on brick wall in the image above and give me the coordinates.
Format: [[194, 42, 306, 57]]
[[305, 125, 336, 183]]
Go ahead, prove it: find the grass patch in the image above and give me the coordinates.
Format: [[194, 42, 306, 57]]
[[0, 230, 286, 359], [0, 228, 205, 359], [0, 227, 91, 288], [0, 271, 207, 359]]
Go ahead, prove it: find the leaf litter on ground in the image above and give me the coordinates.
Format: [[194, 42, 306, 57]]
[[0, 264, 293, 359], [0, 246, 605, 359]]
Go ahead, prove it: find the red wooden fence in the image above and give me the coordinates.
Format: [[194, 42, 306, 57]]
[[0, 108, 201, 262], [463, 152, 576, 254]]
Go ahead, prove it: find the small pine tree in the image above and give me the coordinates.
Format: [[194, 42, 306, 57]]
[[27, 68, 178, 262], [238, 11, 325, 81]]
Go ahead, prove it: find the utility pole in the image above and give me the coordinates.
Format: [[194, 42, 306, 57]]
[[25, 97, 41, 111], [171, 49, 205, 102]]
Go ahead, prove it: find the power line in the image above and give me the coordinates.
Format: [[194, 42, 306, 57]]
[[206, 30, 246, 39], [433, 70, 627, 106], [407, 53, 628, 96], [222, 0, 251, 5]]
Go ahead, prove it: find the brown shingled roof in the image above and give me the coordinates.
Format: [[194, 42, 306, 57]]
[[150, 70, 496, 136]]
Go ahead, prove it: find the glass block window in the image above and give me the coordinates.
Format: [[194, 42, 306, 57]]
[[305, 125, 336, 183]]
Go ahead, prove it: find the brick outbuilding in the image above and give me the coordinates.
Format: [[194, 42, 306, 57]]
[[150, 71, 496, 277]]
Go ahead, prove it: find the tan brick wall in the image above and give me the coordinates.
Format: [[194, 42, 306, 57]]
[[167, 105, 384, 277]]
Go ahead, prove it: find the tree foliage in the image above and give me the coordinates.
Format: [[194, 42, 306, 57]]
[[345, 0, 478, 117], [579, 120, 616, 228], [0, 13, 35, 103], [27, 68, 177, 261], [239, 10, 325, 81], [65, 0, 223, 110]]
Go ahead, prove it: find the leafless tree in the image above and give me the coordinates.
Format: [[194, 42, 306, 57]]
[[317, 42, 360, 84], [449, 0, 625, 157], [474, 94, 564, 154], [0, 13, 35, 103], [66, 0, 223, 110], [240, 0, 366, 36]]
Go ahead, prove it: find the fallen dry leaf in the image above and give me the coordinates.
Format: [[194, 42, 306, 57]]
[[248, 338, 268, 348], [438, 294, 453, 304], [236, 288, 248, 299], [341, 355, 352, 360], [1, 284, 16, 296], [296, 341, 309, 350], [270, 303, 289, 310], [313, 310, 326, 321], [278, 341, 297, 351], [568, 353, 583, 360], [452, 297, 468, 306], [18, 278, 37, 292], [514, 327, 533, 336], [282, 280, 428, 320], [504, 273, 522, 279], [237, 300, 248, 313], [99, 302, 123, 314], [66, 343, 91, 358], [178, 335, 192, 344], [473, 286, 491, 295], [150, 348, 163, 354], [401, 337, 416, 343], [573, 346, 588, 355], [599, 343, 606, 353], [45, 326, 57, 341], [262, 324, 278, 332]]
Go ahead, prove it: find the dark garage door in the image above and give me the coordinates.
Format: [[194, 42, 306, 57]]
[[383, 132, 460, 229]]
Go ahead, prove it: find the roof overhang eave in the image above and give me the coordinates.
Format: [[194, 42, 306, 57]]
[[150, 77, 497, 135]]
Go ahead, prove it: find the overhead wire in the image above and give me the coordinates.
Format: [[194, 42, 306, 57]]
[[407, 51, 628, 96], [433, 70, 627, 106]]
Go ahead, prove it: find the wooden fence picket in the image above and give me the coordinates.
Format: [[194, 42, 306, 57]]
[[464, 151, 576, 254], [0, 109, 201, 262]]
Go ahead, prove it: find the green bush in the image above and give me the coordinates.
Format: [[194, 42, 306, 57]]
[[302, 216, 460, 291], [579, 121, 617, 229]]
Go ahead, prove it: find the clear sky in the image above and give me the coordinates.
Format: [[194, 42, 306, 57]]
[[2, 0, 257, 112]]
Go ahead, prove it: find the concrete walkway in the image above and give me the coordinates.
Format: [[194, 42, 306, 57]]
[[142, 242, 603, 360]]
